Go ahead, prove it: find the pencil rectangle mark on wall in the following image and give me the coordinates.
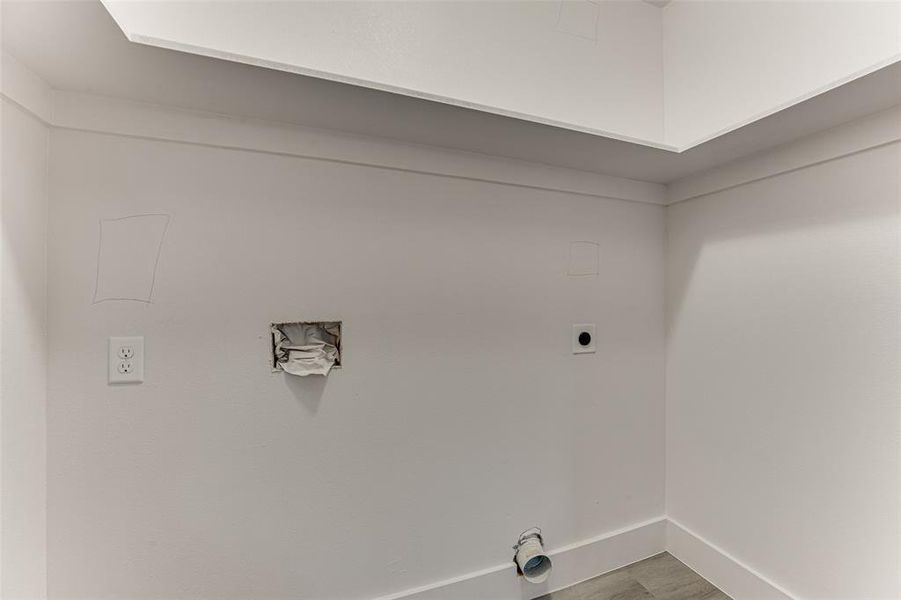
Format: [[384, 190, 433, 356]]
[[555, 0, 600, 41], [568, 241, 599, 276], [93, 213, 171, 303]]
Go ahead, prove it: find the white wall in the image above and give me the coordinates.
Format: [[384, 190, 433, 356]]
[[46, 123, 666, 598], [1, 97, 49, 598], [663, 0, 901, 147], [666, 140, 901, 597], [101, 0, 665, 144]]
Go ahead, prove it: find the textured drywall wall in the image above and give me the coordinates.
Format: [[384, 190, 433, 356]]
[[663, 0, 901, 147], [666, 142, 901, 598], [1, 98, 49, 599], [46, 127, 666, 599]]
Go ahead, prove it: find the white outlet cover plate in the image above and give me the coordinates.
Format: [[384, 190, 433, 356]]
[[109, 336, 144, 383], [572, 324, 596, 354]]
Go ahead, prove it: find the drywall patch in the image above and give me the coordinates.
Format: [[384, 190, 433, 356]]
[[567, 241, 599, 276], [555, 0, 599, 41], [93, 213, 170, 303]]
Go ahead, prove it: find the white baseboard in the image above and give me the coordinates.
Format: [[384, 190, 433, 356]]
[[375, 517, 804, 600], [374, 517, 667, 600], [665, 518, 796, 600]]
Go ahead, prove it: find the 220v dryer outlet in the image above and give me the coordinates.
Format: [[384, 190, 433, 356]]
[[572, 324, 596, 354], [109, 336, 144, 383]]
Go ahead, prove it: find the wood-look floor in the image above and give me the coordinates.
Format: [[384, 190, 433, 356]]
[[537, 552, 730, 600]]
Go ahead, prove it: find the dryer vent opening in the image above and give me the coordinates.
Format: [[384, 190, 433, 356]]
[[513, 528, 552, 584]]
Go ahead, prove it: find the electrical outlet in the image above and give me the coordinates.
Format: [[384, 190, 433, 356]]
[[109, 336, 144, 383]]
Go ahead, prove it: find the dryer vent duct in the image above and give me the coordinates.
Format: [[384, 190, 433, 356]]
[[513, 528, 552, 584]]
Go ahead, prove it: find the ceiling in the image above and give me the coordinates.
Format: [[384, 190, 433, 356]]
[[2, 1, 901, 184], [100, 0, 901, 148]]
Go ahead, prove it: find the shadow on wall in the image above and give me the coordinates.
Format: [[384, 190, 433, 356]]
[[665, 145, 901, 334], [283, 373, 328, 415], [2, 101, 49, 321]]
